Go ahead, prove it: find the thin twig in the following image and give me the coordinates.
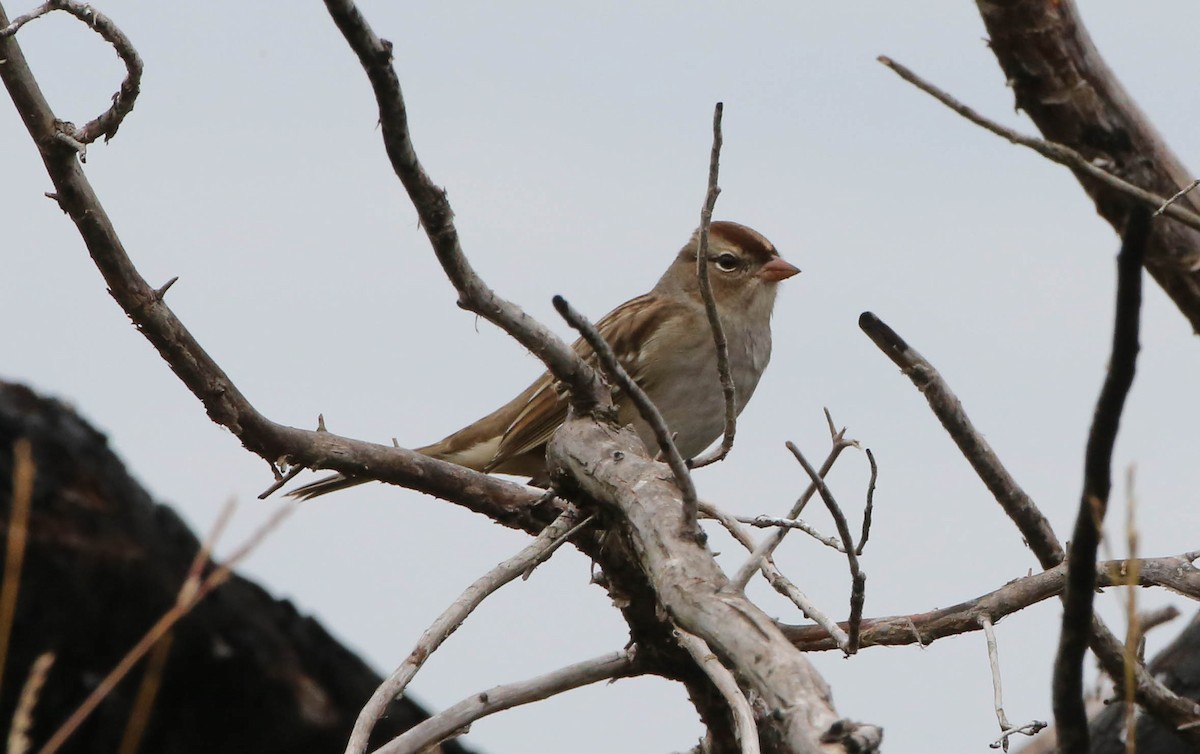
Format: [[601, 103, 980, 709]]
[[981, 615, 1046, 751], [1123, 467, 1140, 754], [552, 296, 702, 539], [37, 503, 295, 754], [735, 515, 845, 553], [690, 102, 738, 472], [257, 464, 304, 500], [786, 443, 865, 653], [345, 506, 585, 754], [676, 629, 759, 754], [700, 502, 850, 652], [856, 449, 878, 556], [1054, 209, 1151, 754], [781, 551, 1200, 652], [729, 423, 857, 591], [0, 439, 34, 696], [990, 722, 1048, 752], [877, 55, 1200, 234], [0, 1, 51, 37], [1154, 179, 1200, 217], [981, 615, 1012, 748], [375, 650, 637, 754]]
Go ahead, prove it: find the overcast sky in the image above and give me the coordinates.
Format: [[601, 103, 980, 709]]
[[5, 2, 1200, 752]]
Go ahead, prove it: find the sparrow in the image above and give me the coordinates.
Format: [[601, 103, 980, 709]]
[[289, 221, 798, 499]]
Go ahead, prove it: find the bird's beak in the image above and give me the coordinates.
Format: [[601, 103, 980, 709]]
[[758, 257, 800, 282]]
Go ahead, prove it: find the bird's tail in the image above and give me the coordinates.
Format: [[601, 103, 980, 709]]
[[286, 473, 370, 501]]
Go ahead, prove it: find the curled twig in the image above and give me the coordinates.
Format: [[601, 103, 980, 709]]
[[1, 0, 142, 145]]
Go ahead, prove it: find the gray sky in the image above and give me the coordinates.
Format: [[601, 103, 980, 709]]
[[5, 2, 1200, 751]]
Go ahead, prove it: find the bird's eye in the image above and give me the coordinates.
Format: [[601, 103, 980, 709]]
[[713, 253, 740, 272]]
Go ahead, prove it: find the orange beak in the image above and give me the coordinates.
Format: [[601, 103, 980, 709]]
[[758, 257, 800, 282]]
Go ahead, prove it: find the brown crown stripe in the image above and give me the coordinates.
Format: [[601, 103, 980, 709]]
[[709, 221, 778, 263]]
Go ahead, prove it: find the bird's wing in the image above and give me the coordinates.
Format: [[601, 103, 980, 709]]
[[487, 293, 679, 471]]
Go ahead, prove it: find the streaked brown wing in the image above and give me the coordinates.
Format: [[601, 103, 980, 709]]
[[487, 293, 680, 470]]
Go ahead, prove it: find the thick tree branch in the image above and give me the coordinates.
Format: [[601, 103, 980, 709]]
[[1054, 209, 1151, 754], [548, 418, 881, 753], [553, 296, 699, 538], [975, 0, 1200, 333], [782, 552, 1200, 653]]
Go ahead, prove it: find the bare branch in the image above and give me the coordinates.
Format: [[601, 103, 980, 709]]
[[0, 0, 141, 145], [1155, 179, 1200, 218], [856, 448, 877, 556], [976, 0, 1200, 331], [981, 615, 1046, 751], [0, 1, 554, 534], [677, 629, 759, 754], [1054, 209, 1151, 754], [736, 515, 845, 553], [701, 502, 851, 653], [860, 311, 1200, 736], [376, 650, 637, 754], [786, 442, 865, 654], [690, 102, 738, 472], [782, 552, 1200, 652], [552, 295, 701, 538], [877, 56, 1200, 236], [860, 312, 1062, 562], [346, 506, 586, 754], [549, 418, 875, 750], [729, 424, 857, 591], [321, 0, 604, 415]]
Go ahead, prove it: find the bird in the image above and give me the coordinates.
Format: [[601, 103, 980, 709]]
[[288, 220, 799, 499]]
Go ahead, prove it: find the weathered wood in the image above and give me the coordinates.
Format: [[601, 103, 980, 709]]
[[978, 0, 1200, 332]]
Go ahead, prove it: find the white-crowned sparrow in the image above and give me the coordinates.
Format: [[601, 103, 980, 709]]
[[290, 221, 798, 499]]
